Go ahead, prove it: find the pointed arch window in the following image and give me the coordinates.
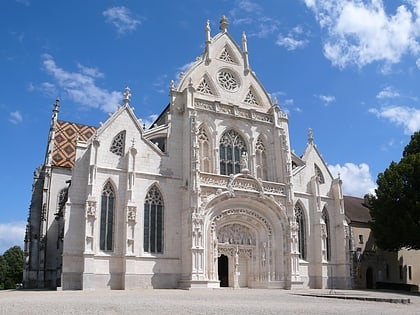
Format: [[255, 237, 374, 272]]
[[110, 130, 126, 156], [255, 137, 267, 180], [322, 208, 331, 261], [219, 130, 247, 175], [144, 185, 164, 254], [315, 164, 325, 184], [198, 127, 212, 173], [100, 182, 115, 251], [295, 204, 306, 260]]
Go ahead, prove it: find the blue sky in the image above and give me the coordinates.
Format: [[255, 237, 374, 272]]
[[1, 0, 420, 254]]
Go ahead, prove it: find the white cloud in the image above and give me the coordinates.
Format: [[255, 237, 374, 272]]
[[305, 0, 420, 68], [103, 6, 141, 35], [329, 162, 376, 197], [317, 94, 336, 105], [369, 106, 420, 134], [9, 111, 23, 124], [41, 54, 122, 113], [376, 86, 400, 99], [276, 25, 309, 50], [0, 221, 25, 254], [229, 0, 279, 38]]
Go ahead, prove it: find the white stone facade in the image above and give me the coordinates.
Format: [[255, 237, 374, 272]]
[[24, 17, 351, 290]]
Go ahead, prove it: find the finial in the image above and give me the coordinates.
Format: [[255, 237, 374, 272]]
[[205, 20, 211, 41], [123, 87, 131, 106], [273, 96, 278, 106], [53, 98, 60, 112], [219, 15, 228, 32], [170, 80, 175, 90], [308, 128, 314, 144], [242, 32, 248, 52]]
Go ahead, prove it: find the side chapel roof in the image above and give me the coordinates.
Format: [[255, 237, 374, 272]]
[[343, 195, 371, 225]]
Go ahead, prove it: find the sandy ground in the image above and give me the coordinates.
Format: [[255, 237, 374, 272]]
[[0, 288, 419, 315]]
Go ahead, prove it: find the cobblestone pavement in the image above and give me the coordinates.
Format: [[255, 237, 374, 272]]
[[1, 289, 419, 315]]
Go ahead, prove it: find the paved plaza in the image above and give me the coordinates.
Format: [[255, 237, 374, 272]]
[[1, 289, 419, 315]]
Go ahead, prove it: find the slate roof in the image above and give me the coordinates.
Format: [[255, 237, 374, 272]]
[[344, 195, 371, 225]]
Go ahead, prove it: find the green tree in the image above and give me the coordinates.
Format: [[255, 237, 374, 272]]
[[2, 246, 24, 289], [369, 131, 420, 251], [0, 255, 7, 289]]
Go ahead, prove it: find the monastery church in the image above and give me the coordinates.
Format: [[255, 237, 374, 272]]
[[24, 17, 351, 290]]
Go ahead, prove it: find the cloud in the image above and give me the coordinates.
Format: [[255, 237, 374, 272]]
[[316, 94, 336, 105], [0, 221, 25, 254], [276, 25, 309, 50], [9, 111, 23, 124], [369, 106, 420, 134], [103, 6, 141, 34], [376, 86, 400, 99], [329, 162, 376, 197], [305, 0, 420, 68], [229, 0, 279, 38], [41, 54, 122, 112]]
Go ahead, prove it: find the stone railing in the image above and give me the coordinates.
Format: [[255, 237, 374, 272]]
[[194, 99, 275, 124], [200, 173, 286, 196]]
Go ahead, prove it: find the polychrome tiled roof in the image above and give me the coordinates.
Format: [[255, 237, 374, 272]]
[[52, 120, 96, 168]]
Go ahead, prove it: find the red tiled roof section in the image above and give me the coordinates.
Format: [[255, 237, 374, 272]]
[[52, 120, 96, 168], [344, 195, 372, 224]]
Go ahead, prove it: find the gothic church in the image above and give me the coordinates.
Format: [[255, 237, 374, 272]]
[[24, 17, 351, 290]]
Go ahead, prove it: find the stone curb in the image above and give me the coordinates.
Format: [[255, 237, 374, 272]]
[[294, 293, 411, 304]]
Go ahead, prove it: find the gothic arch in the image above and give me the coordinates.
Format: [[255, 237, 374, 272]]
[[99, 179, 117, 251], [294, 201, 307, 260], [143, 184, 165, 254], [197, 124, 214, 173], [218, 129, 248, 176]]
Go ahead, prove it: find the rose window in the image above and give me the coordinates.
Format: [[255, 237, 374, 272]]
[[217, 70, 239, 91]]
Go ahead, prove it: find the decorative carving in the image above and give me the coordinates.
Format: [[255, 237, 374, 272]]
[[86, 200, 97, 218], [127, 205, 136, 222], [217, 223, 256, 245], [213, 208, 272, 235]]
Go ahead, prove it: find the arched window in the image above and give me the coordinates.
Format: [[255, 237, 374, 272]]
[[144, 185, 164, 254], [110, 130, 126, 156], [295, 204, 306, 260], [315, 164, 325, 184], [219, 130, 247, 175], [255, 137, 267, 180], [198, 127, 211, 173], [100, 182, 115, 251], [322, 208, 331, 261]]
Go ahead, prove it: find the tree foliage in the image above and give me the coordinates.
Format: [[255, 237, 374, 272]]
[[0, 246, 24, 289], [369, 131, 420, 251]]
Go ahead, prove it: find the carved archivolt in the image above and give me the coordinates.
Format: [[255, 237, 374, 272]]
[[213, 208, 272, 235]]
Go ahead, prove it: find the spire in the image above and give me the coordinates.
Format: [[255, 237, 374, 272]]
[[219, 15, 228, 33], [45, 98, 60, 166], [123, 87, 131, 106]]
